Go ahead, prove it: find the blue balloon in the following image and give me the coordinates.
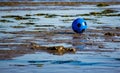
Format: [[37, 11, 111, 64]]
[[72, 18, 87, 33]]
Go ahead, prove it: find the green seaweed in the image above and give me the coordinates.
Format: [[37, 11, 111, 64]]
[[11, 26, 26, 28], [34, 13, 48, 16], [104, 32, 115, 36], [1, 15, 36, 20], [35, 25, 55, 27], [61, 19, 74, 23], [0, 19, 13, 23], [84, 18, 94, 20], [104, 13, 120, 16], [101, 9, 118, 14], [25, 14, 32, 16], [61, 15, 77, 17], [79, 12, 101, 16], [34, 13, 58, 18], [97, 3, 109, 7], [15, 17, 36, 20], [90, 12, 102, 16], [45, 14, 57, 18], [79, 9, 118, 17], [59, 26, 66, 28], [11, 64, 26, 67], [21, 22, 35, 25], [31, 64, 43, 67], [1, 15, 22, 18], [96, 22, 104, 24], [78, 14, 90, 16]]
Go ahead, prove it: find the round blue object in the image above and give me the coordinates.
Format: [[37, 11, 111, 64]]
[[72, 18, 87, 33]]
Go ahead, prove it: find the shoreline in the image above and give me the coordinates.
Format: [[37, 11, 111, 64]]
[[0, 2, 120, 6]]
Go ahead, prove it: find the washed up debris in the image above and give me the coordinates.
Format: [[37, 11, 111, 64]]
[[30, 43, 76, 55]]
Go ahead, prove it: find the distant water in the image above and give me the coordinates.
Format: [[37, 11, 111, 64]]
[[0, 0, 120, 2]]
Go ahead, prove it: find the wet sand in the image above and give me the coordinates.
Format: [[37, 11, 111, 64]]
[[0, 27, 120, 59], [0, 2, 120, 73]]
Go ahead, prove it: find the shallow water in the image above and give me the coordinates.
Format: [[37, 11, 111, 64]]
[[0, 51, 120, 73], [0, 4, 120, 73]]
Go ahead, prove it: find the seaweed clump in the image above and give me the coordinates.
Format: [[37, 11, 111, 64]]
[[30, 43, 76, 55], [97, 3, 109, 7], [1, 15, 21, 18], [101, 9, 118, 14], [61, 15, 77, 17], [104, 32, 116, 36], [90, 12, 102, 16], [34, 13, 47, 16], [1, 15, 36, 20], [11, 26, 26, 28], [0, 19, 13, 23], [21, 22, 35, 25], [80, 9, 119, 16], [105, 14, 120, 16], [61, 19, 74, 23], [45, 14, 57, 18], [15, 16, 36, 20]]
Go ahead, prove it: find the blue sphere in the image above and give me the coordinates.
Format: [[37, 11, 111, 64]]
[[72, 18, 87, 33]]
